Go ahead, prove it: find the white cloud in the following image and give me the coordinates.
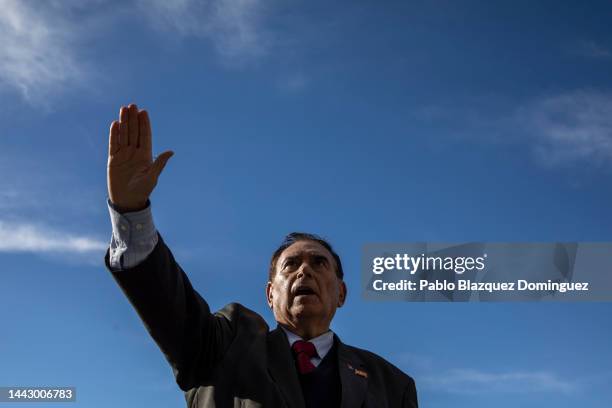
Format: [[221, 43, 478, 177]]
[[139, 0, 270, 64], [0, 220, 107, 254], [413, 90, 612, 170], [0, 0, 290, 103], [519, 90, 612, 167], [0, 0, 87, 104], [420, 368, 577, 394], [397, 353, 580, 395], [0, 150, 108, 265]]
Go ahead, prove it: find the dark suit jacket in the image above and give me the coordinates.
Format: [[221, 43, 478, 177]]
[[104, 232, 418, 408]]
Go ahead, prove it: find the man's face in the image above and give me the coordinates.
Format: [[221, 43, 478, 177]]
[[266, 240, 346, 334]]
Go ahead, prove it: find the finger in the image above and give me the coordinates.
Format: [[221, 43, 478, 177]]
[[128, 103, 139, 147], [108, 121, 120, 155], [150, 151, 174, 178], [138, 110, 151, 155], [119, 106, 128, 146]]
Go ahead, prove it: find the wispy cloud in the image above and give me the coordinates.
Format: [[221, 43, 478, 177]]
[[1, 0, 282, 104], [0, 0, 271, 106], [139, 0, 270, 65], [420, 368, 577, 394], [570, 40, 612, 59], [277, 72, 309, 93], [518, 90, 612, 167], [0, 148, 108, 266], [413, 89, 612, 170], [396, 352, 580, 394], [397, 353, 578, 395], [0, 220, 107, 254], [0, 0, 88, 104]]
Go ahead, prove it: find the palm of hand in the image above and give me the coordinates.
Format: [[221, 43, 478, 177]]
[[106, 104, 173, 212]]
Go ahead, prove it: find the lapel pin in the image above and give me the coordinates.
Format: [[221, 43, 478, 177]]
[[354, 369, 368, 379]]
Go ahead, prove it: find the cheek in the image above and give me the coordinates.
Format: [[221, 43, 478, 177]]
[[273, 281, 291, 305], [325, 282, 341, 303]]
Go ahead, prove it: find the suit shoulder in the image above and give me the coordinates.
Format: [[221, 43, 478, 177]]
[[214, 302, 269, 335]]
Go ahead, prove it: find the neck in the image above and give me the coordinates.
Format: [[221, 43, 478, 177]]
[[280, 322, 330, 340]]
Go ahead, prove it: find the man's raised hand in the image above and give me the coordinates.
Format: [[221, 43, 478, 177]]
[[107, 104, 174, 212]]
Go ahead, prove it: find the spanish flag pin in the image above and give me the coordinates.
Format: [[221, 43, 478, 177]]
[[354, 369, 368, 378]]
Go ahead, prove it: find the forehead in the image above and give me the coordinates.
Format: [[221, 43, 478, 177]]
[[279, 240, 334, 260]]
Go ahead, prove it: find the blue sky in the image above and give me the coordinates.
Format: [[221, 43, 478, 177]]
[[1, 0, 612, 407]]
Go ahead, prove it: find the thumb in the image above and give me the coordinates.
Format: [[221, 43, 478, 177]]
[[151, 151, 174, 178]]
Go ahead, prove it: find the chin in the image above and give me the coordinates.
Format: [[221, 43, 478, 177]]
[[291, 304, 321, 319]]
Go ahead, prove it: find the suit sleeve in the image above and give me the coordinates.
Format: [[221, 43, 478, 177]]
[[104, 231, 235, 390], [402, 377, 418, 408]]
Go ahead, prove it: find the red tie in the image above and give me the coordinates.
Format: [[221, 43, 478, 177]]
[[292, 340, 318, 374]]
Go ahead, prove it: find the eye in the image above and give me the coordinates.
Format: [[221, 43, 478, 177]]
[[315, 256, 328, 267]]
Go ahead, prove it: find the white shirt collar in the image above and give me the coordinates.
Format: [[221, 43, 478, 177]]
[[280, 326, 334, 363]]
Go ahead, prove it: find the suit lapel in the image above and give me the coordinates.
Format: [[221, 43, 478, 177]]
[[337, 337, 369, 408], [267, 327, 306, 408]]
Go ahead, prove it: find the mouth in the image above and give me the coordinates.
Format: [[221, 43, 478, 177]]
[[293, 285, 317, 298]]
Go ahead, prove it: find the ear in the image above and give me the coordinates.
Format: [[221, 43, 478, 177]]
[[266, 281, 274, 309], [337, 280, 347, 308]]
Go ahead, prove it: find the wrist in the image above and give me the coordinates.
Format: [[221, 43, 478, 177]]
[[109, 199, 149, 214]]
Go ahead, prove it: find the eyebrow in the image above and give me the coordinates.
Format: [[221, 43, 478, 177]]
[[282, 256, 299, 265], [282, 253, 331, 265]]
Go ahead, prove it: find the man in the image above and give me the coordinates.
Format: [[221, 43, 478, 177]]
[[104, 104, 418, 407]]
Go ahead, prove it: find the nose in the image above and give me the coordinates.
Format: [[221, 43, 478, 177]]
[[296, 262, 314, 278]]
